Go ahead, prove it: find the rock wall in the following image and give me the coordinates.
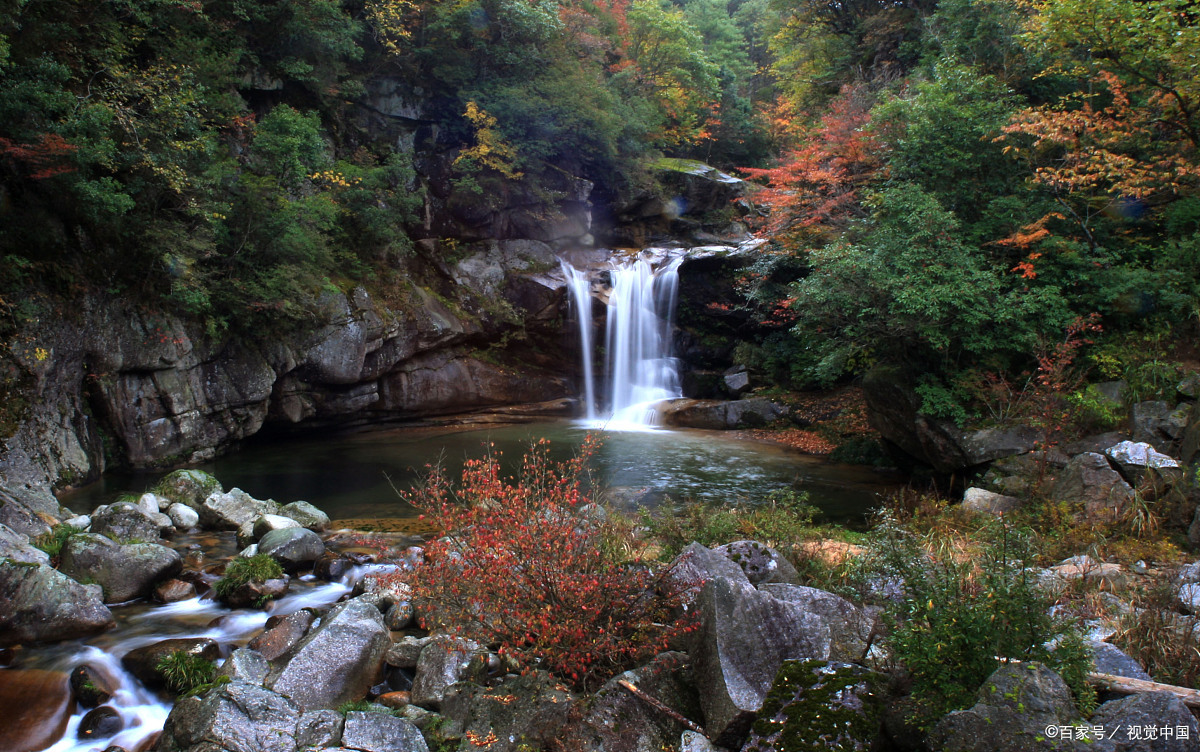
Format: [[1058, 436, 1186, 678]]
[[0, 240, 574, 492]]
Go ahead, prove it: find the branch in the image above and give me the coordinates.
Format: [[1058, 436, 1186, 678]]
[[617, 680, 707, 735]]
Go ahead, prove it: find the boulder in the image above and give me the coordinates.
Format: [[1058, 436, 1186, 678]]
[[387, 635, 435, 669], [217, 648, 271, 685], [342, 710, 430, 752], [668, 541, 751, 606], [411, 636, 481, 709], [258, 527, 325, 571], [121, 638, 220, 690], [268, 597, 390, 710], [0, 522, 50, 565], [1088, 642, 1152, 682], [154, 578, 197, 603], [0, 561, 114, 646], [252, 514, 301, 540], [280, 501, 330, 532], [78, 705, 123, 740], [760, 584, 873, 662], [156, 681, 300, 752], [961, 487, 1024, 516], [714, 540, 801, 586], [1105, 440, 1182, 487], [385, 600, 415, 630], [660, 398, 788, 430], [558, 652, 701, 752], [166, 502, 200, 530], [0, 668, 73, 752], [928, 662, 1086, 752], [296, 708, 344, 749], [248, 609, 317, 661], [70, 663, 116, 708], [1091, 691, 1199, 751], [724, 366, 750, 395], [59, 534, 182, 603], [90, 501, 165, 543], [1050, 453, 1134, 519], [154, 469, 223, 509], [199, 488, 280, 531], [691, 577, 832, 746], [1131, 401, 1190, 453], [0, 481, 62, 538], [741, 660, 883, 752], [439, 671, 574, 752]]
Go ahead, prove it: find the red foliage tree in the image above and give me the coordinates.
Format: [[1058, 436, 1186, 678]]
[[402, 436, 694, 689], [0, 133, 77, 179]]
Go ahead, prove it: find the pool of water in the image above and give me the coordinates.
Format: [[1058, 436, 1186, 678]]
[[62, 420, 899, 524]]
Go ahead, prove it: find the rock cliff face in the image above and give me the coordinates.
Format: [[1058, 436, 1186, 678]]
[[0, 240, 574, 491]]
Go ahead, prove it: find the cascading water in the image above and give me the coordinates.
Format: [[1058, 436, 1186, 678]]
[[560, 253, 683, 428], [560, 259, 597, 422]]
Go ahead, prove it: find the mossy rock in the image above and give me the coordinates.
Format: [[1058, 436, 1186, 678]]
[[153, 469, 222, 509], [742, 660, 884, 752]]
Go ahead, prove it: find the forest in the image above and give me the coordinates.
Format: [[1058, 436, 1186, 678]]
[[0, 0, 1198, 415]]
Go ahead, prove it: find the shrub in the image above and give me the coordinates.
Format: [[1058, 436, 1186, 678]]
[[1111, 582, 1200, 689], [212, 554, 284, 599], [876, 519, 1094, 726], [403, 436, 693, 689]]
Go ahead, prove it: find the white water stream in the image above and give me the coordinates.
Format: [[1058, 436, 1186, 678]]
[[561, 253, 683, 429]]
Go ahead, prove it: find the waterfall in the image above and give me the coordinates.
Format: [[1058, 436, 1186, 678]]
[[560, 259, 597, 421], [560, 254, 683, 428]]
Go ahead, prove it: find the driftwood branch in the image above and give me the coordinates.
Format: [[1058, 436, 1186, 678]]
[[617, 680, 707, 736], [1088, 671, 1200, 709]]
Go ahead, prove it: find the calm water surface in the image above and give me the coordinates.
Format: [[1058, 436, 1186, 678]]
[[62, 420, 899, 524]]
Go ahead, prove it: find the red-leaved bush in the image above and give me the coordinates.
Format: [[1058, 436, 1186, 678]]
[[402, 435, 694, 688]]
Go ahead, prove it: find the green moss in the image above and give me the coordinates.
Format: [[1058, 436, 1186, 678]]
[[746, 660, 883, 752], [212, 554, 283, 598], [32, 524, 81, 558]]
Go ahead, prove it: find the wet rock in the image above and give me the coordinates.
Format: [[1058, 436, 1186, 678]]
[[166, 503, 199, 530], [928, 662, 1084, 752], [559, 652, 698, 752], [154, 469, 222, 509], [0, 561, 114, 646], [714, 540, 801, 586], [760, 584, 873, 662], [296, 708, 344, 748], [219, 575, 289, 609], [1091, 691, 1199, 751], [154, 578, 196, 603], [79, 705, 124, 740], [0, 521, 50, 565], [660, 397, 788, 429], [961, 487, 1024, 515], [252, 514, 301, 539], [199, 488, 280, 531], [0, 668, 73, 752], [248, 609, 316, 661], [741, 660, 884, 752], [156, 681, 300, 752], [691, 577, 832, 746], [411, 636, 481, 710], [59, 533, 183, 603], [217, 648, 271, 685], [122, 637, 219, 690], [280, 501, 330, 532], [385, 600, 414, 630], [90, 502, 165, 543], [269, 597, 390, 710], [1050, 453, 1134, 520], [71, 663, 116, 707], [342, 710, 430, 752], [258, 527, 324, 571]]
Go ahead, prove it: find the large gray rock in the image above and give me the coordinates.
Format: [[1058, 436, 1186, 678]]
[[296, 708, 344, 749], [90, 501, 165, 542], [560, 652, 701, 752], [154, 469, 222, 509], [439, 671, 575, 752], [156, 681, 301, 752], [248, 609, 317, 661], [386, 635, 435, 669], [741, 660, 883, 752], [1088, 641, 1152, 682], [342, 711, 430, 752], [166, 502, 200, 530], [1091, 691, 1200, 751], [59, 533, 182, 603], [1131, 401, 1190, 453], [411, 636, 481, 709], [961, 487, 1024, 515], [268, 597, 390, 710], [0, 481, 62, 538], [668, 542, 751, 606], [252, 514, 301, 539], [199, 488, 281, 531], [279, 501, 330, 532], [660, 397, 788, 430], [691, 577, 832, 746], [714, 540, 801, 586], [0, 561, 114, 646], [928, 663, 1089, 752], [258, 527, 325, 571], [1105, 440, 1182, 487], [217, 648, 271, 685], [760, 583, 873, 662], [1050, 452, 1134, 519], [0, 522, 50, 565]]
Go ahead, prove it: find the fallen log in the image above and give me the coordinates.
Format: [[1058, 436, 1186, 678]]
[[1087, 671, 1200, 709]]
